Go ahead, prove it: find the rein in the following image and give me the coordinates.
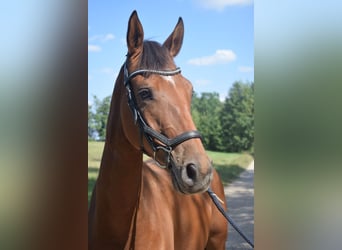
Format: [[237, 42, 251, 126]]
[[123, 63, 202, 167], [207, 188, 255, 248]]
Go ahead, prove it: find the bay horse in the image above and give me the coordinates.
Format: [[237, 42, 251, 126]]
[[88, 11, 228, 249]]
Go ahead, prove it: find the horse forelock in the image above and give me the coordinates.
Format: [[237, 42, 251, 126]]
[[134, 41, 175, 76]]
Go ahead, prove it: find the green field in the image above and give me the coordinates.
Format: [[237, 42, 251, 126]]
[[88, 141, 253, 202]]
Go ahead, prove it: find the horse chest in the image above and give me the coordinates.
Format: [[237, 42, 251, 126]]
[[132, 166, 212, 249]]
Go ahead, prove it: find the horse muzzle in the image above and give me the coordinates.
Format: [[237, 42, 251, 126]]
[[169, 159, 213, 194]]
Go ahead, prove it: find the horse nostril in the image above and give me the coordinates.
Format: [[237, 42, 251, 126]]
[[186, 163, 198, 181]]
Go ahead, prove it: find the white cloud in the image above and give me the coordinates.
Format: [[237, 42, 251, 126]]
[[103, 33, 115, 41], [238, 66, 254, 73], [195, 0, 253, 11], [88, 44, 101, 52], [88, 33, 114, 53], [88, 33, 115, 42], [188, 50, 236, 66]]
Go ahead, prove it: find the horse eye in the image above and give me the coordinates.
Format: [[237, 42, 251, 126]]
[[138, 88, 153, 100]]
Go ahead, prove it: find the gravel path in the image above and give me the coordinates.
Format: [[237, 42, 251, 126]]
[[224, 160, 254, 250]]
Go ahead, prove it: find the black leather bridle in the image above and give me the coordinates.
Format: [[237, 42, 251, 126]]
[[123, 63, 202, 168]]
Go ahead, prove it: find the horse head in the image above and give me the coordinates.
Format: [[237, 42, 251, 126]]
[[120, 11, 213, 194]]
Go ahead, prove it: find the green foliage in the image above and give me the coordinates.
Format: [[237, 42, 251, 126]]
[[220, 81, 254, 152], [191, 92, 223, 151], [88, 103, 96, 140], [88, 95, 111, 141]]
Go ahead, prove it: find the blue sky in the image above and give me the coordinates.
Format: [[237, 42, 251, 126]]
[[88, 0, 254, 103]]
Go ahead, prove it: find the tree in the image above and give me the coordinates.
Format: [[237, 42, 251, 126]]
[[192, 92, 223, 151], [92, 95, 111, 141], [88, 103, 96, 140], [220, 81, 254, 152]]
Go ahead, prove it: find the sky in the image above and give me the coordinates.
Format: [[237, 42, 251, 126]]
[[88, 0, 254, 103]]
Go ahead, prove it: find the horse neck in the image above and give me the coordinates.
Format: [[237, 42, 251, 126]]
[[96, 66, 143, 231]]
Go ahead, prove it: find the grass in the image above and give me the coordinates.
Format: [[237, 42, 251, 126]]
[[88, 141, 253, 202], [207, 150, 254, 185]]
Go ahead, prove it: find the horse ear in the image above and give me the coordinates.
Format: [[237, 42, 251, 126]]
[[163, 17, 184, 57], [127, 10, 144, 56]]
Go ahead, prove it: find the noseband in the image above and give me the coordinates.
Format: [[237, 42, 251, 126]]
[[124, 63, 202, 168]]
